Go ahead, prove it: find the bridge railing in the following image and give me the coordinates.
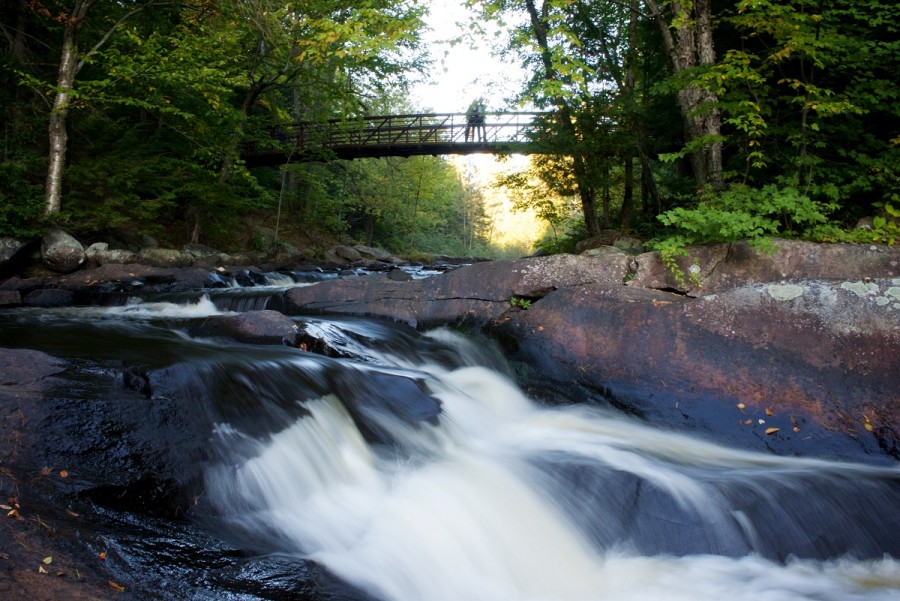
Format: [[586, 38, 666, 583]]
[[245, 112, 549, 164], [320, 112, 545, 146]]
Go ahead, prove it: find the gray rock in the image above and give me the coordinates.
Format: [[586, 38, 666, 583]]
[[354, 245, 393, 261], [0, 236, 24, 263], [388, 268, 413, 282], [0, 291, 21, 307], [41, 228, 85, 274], [629, 239, 900, 296], [140, 247, 187, 267], [334, 245, 362, 262], [24, 288, 75, 307], [581, 245, 625, 257], [182, 243, 221, 258], [574, 230, 620, 253], [85, 242, 138, 266], [613, 235, 644, 254]]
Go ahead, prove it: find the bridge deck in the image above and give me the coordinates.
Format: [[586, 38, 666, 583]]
[[243, 112, 545, 166]]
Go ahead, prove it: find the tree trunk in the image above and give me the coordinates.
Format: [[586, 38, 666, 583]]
[[524, 0, 601, 236], [45, 1, 94, 216], [621, 154, 634, 229], [644, 0, 724, 192]]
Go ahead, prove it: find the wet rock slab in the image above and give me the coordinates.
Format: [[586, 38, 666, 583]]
[[283, 244, 900, 463]]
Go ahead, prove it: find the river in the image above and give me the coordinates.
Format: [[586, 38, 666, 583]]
[[1, 277, 898, 600]]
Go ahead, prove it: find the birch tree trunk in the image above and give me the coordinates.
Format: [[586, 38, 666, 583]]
[[44, 0, 157, 216], [45, 0, 95, 216]]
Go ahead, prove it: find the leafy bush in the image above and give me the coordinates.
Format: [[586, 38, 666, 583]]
[[870, 202, 900, 245], [648, 184, 836, 283]]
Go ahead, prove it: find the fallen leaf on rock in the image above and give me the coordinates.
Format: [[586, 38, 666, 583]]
[[42, 556, 53, 564], [59, 470, 68, 478], [765, 427, 780, 435], [40, 466, 52, 477], [66, 509, 79, 518], [740, 419, 753, 426], [765, 407, 775, 416], [108, 579, 126, 592], [99, 551, 107, 560], [38, 564, 48, 574], [736, 403, 746, 410]]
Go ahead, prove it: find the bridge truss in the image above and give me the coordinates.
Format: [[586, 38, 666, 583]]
[[243, 112, 548, 166]]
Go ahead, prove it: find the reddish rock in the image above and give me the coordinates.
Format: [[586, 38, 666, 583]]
[[497, 278, 900, 460], [188, 310, 301, 346], [286, 276, 424, 324], [287, 248, 900, 460]]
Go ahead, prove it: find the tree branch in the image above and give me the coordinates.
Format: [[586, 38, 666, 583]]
[[76, 0, 171, 75]]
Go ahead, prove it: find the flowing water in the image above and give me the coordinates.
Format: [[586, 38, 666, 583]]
[[1, 290, 899, 601]]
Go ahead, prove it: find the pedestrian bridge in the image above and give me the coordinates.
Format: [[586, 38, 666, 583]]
[[243, 112, 548, 166]]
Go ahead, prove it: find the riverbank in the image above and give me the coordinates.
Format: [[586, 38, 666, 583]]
[[1, 237, 899, 599]]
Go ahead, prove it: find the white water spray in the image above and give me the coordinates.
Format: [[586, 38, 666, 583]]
[[204, 331, 900, 601]]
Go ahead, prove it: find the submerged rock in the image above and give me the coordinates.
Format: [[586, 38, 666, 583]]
[[188, 310, 300, 346]]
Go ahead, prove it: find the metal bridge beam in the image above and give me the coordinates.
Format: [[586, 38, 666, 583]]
[[242, 112, 549, 166]]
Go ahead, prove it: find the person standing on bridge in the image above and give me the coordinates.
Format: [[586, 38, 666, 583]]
[[465, 99, 487, 142]]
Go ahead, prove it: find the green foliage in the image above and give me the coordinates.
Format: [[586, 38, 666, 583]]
[[0, 162, 45, 238], [509, 296, 532, 310], [649, 183, 836, 283], [869, 202, 900, 245]]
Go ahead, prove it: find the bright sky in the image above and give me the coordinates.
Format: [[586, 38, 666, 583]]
[[411, 1, 525, 114], [411, 2, 544, 255]]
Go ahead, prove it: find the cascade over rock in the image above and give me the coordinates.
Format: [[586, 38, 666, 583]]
[[284, 241, 900, 461]]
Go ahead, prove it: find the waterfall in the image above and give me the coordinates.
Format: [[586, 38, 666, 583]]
[[1, 298, 897, 600], [199, 328, 900, 601]]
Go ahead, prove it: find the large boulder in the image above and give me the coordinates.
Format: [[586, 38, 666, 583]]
[[494, 277, 900, 461], [334, 245, 362, 262], [41, 227, 85, 273]]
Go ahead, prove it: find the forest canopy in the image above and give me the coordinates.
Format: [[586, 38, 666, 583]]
[[1, 0, 897, 257]]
